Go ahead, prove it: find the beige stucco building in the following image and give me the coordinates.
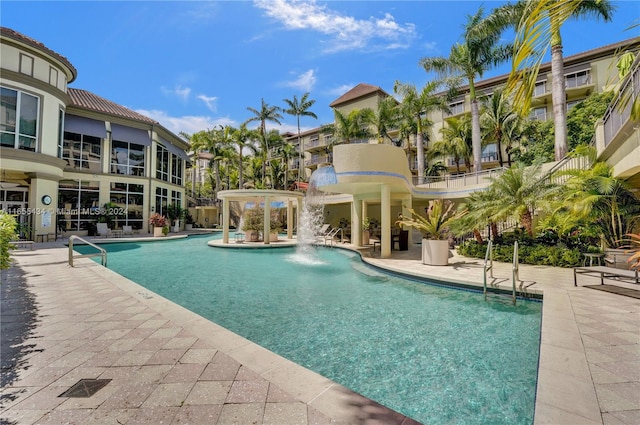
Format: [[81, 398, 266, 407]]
[[1, 27, 189, 240]]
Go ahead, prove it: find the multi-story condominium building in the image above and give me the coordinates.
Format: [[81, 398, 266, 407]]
[[1, 27, 189, 239]]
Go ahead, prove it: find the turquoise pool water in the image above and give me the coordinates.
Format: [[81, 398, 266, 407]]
[[78, 235, 541, 424]]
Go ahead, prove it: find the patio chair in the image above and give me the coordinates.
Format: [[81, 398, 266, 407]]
[[122, 225, 133, 235], [323, 227, 343, 246], [96, 223, 111, 237], [316, 224, 331, 236]]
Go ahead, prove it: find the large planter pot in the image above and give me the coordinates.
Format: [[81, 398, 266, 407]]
[[422, 239, 449, 266], [245, 230, 259, 242], [153, 227, 164, 237], [269, 232, 279, 242], [362, 230, 370, 246], [184, 224, 193, 231]]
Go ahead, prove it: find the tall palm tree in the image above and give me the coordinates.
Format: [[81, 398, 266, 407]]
[[245, 99, 284, 185], [283, 93, 318, 183], [480, 87, 522, 167], [371, 96, 400, 144], [431, 115, 473, 173], [276, 142, 297, 188], [394, 80, 451, 184], [506, 0, 615, 160], [421, 7, 512, 175], [230, 123, 258, 190], [188, 127, 233, 199]]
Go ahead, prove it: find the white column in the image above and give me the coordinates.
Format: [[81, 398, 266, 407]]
[[222, 197, 230, 243], [381, 184, 391, 258], [287, 199, 293, 239], [402, 195, 414, 245], [297, 197, 303, 240], [352, 197, 362, 247], [263, 196, 271, 245]]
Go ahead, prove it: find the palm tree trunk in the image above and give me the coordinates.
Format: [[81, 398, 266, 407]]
[[416, 129, 425, 184], [551, 44, 568, 160], [470, 98, 482, 174], [238, 150, 244, 189], [490, 222, 499, 240], [496, 134, 504, 167], [473, 228, 484, 244], [521, 209, 533, 237]]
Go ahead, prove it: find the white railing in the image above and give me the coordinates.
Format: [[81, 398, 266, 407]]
[[413, 167, 506, 188], [602, 55, 639, 147], [68, 235, 107, 267], [483, 240, 494, 301]]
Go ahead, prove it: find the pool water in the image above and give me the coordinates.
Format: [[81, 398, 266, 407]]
[[78, 235, 541, 424]]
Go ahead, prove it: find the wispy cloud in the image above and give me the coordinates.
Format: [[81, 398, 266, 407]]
[[326, 84, 355, 97], [161, 85, 191, 101], [136, 109, 236, 137], [197, 94, 218, 112], [281, 69, 317, 92], [254, 0, 416, 53]]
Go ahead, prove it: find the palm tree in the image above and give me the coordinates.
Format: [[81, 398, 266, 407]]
[[276, 141, 297, 188], [506, 0, 615, 160], [187, 127, 233, 198], [420, 7, 512, 175], [480, 87, 522, 167], [245, 99, 284, 184], [283, 93, 318, 183], [431, 115, 473, 173], [230, 123, 258, 190], [371, 96, 400, 144], [394, 80, 451, 183]]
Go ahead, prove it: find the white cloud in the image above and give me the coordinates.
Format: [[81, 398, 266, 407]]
[[326, 84, 354, 97], [136, 109, 237, 137], [254, 0, 416, 53], [161, 85, 191, 101], [281, 69, 317, 92], [197, 94, 218, 112], [423, 41, 438, 52]]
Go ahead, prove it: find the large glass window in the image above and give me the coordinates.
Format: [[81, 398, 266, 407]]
[[0, 87, 39, 151], [156, 145, 169, 181], [110, 182, 144, 230], [529, 107, 547, 121], [534, 81, 546, 96], [58, 180, 100, 232], [171, 156, 183, 185], [111, 140, 145, 176], [171, 190, 182, 208], [62, 132, 102, 172], [566, 70, 590, 89], [155, 187, 168, 216], [447, 101, 465, 116]]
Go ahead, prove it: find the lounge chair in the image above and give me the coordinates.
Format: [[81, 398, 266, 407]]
[[317, 224, 331, 236], [324, 227, 345, 246], [122, 225, 133, 235], [96, 223, 111, 237]]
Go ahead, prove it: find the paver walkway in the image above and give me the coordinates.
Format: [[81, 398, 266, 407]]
[[1, 236, 639, 425]]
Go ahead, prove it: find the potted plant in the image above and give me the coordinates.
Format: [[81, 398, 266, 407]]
[[242, 206, 263, 241], [166, 204, 184, 233], [184, 210, 195, 231], [269, 211, 283, 242], [396, 199, 467, 265], [149, 213, 168, 237], [362, 217, 371, 245]]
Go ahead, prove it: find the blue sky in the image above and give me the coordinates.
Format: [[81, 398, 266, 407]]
[[2, 1, 638, 137]]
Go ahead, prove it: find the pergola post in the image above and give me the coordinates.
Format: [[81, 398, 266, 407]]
[[381, 184, 391, 258], [352, 197, 362, 247], [222, 197, 230, 244], [263, 195, 271, 245], [287, 200, 293, 239]]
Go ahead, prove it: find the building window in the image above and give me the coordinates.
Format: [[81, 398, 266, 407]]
[[62, 132, 102, 172], [534, 81, 546, 96], [447, 101, 465, 116], [566, 99, 584, 112], [565, 70, 590, 89], [110, 182, 144, 230], [171, 190, 182, 208], [171, 155, 183, 185], [58, 180, 100, 232], [58, 109, 65, 158], [156, 145, 169, 181], [529, 107, 547, 121], [0, 87, 39, 151], [155, 187, 168, 216], [111, 140, 145, 176], [481, 144, 498, 163]]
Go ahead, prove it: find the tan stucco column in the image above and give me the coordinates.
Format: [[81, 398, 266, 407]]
[[402, 196, 413, 245], [263, 196, 271, 245], [381, 184, 391, 258], [352, 197, 362, 247], [297, 197, 303, 239], [222, 197, 230, 243], [287, 200, 294, 239]]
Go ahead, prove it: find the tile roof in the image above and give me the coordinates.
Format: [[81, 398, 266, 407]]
[[68, 88, 156, 125], [329, 83, 390, 107], [1, 27, 77, 82]]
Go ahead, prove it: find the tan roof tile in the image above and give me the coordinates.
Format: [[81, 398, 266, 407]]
[[329, 83, 390, 107], [68, 88, 156, 125]]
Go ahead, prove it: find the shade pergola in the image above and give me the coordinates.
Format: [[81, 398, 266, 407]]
[[217, 189, 305, 244]]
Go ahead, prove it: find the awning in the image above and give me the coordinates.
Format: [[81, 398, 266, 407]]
[[111, 124, 151, 146], [160, 138, 190, 161], [64, 115, 107, 139]]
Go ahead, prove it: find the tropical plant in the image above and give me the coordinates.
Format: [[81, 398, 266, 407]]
[[505, 0, 615, 160], [245, 99, 284, 185], [283, 92, 317, 182], [187, 126, 234, 198], [431, 115, 473, 173], [480, 87, 522, 167], [149, 213, 168, 227], [566, 91, 614, 150], [394, 80, 451, 183], [276, 141, 298, 187], [0, 211, 18, 270], [371, 96, 400, 144], [230, 123, 258, 190], [623, 232, 640, 270], [396, 200, 467, 240], [421, 7, 512, 174], [165, 204, 185, 222]]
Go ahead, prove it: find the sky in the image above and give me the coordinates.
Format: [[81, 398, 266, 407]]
[[2, 1, 639, 138]]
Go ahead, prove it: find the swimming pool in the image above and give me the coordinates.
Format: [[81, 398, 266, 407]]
[[78, 235, 541, 424]]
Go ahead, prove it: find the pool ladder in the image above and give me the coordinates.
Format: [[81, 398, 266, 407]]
[[68, 235, 107, 267], [483, 240, 519, 305]]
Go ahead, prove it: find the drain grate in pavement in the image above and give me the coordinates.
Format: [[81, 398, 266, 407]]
[[59, 379, 111, 398]]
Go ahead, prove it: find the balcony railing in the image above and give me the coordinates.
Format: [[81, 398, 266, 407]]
[[602, 56, 639, 147], [413, 167, 506, 188], [308, 154, 330, 165]]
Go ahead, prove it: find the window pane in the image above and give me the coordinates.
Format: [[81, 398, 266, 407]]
[[19, 92, 38, 137], [0, 87, 17, 133]]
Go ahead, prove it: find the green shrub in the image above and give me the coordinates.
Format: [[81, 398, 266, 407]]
[[0, 212, 18, 270], [457, 240, 582, 267]]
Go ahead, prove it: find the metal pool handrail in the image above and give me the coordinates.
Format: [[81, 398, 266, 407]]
[[512, 241, 519, 305], [68, 235, 107, 267], [483, 240, 494, 301]]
